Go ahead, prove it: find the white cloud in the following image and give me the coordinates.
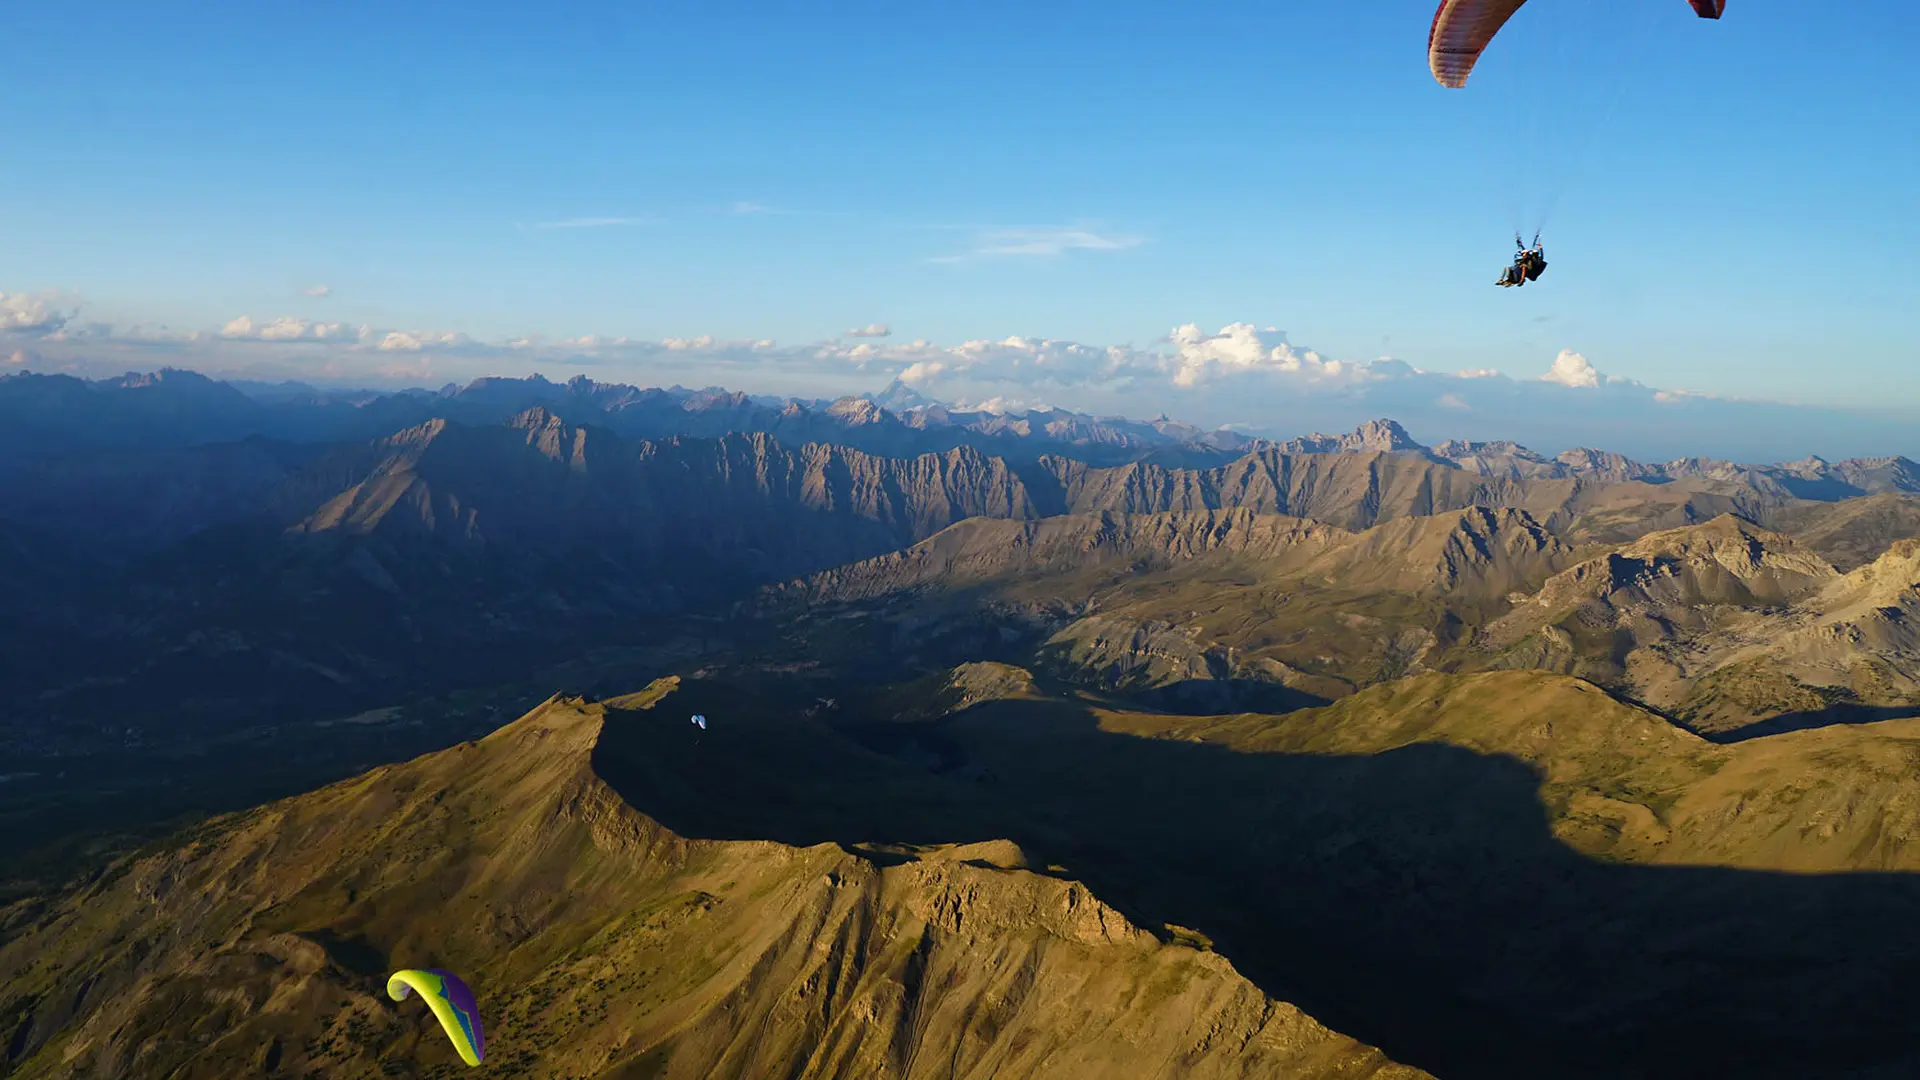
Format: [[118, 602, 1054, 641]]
[[531, 216, 650, 229], [11, 283, 1912, 463], [1654, 389, 1714, 404], [219, 316, 357, 342], [302, 284, 332, 298], [0, 292, 75, 335], [957, 395, 1054, 415], [375, 329, 475, 352], [844, 323, 891, 338], [558, 334, 632, 350], [660, 334, 775, 353], [731, 201, 776, 215], [897, 359, 946, 384], [1165, 323, 1360, 389], [1540, 349, 1601, 388], [932, 226, 1144, 263]]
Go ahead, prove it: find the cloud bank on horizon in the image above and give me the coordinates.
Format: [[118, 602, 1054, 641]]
[[2, 288, 1909, 463]]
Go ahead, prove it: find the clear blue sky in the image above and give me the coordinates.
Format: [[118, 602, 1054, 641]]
[[4, 0, 1916, 409]]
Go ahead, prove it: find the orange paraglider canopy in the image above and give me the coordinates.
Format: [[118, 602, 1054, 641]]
[[1428, 0, 1724, 89]]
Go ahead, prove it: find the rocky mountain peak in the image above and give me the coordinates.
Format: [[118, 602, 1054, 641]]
[[1432, 438, 1547, 461], [869, 378, 935, 412], [508, 405, 566, 430], [825, 396, 892, 425], [1277, 418, 1427, 456], [1351, 418, 1423, 452]]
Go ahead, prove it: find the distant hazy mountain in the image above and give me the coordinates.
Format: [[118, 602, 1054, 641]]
[[0, 369, 1266, 467], [1438, 435, 1920, 497], [7, 403, 1912, 740], [12, 365, 1919, 489]]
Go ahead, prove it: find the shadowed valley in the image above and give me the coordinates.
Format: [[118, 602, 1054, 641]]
[[9, 377, 1920, 1078]]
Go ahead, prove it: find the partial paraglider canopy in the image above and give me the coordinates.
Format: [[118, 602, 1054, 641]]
[[387, 968, 485, 1067], [1430, 2, 1726, 283], [1428, 0, 1724, 89]]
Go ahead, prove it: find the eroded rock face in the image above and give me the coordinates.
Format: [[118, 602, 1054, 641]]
[[778, 510, 1347, 604], [1477, 519, 1920, 736]]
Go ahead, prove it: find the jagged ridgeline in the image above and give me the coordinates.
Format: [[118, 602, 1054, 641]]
[[0, 680, 1426, 1080], [13, 399, 1920, 891], [25, 400, 1917, 747], [12, 373, 1920, 1077], [19, 663, 1920, 1078], [786, 503, 1920, 738]]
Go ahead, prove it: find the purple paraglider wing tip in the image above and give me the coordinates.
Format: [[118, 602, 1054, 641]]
[[426, 968, 486, 1059]]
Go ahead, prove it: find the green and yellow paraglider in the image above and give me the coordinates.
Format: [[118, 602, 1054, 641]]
[[387, 968, 485, 1067]]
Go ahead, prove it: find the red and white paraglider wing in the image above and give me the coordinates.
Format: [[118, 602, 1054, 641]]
[[1429, 0, 1727, 89], [1428, 0, 1531, 90]]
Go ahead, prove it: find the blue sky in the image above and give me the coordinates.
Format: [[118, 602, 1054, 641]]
[[4, 0, 1917, 457]]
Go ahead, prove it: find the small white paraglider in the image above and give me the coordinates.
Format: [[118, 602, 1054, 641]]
[[691, 714, 707, 730]]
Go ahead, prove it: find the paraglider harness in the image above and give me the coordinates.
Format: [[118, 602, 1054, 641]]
[[1497, 234, 1547, 287]]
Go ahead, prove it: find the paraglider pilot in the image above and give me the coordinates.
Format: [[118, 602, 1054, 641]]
[[1497, 234, 1547, 288]]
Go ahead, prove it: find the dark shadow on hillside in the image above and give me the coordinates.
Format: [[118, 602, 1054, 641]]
[[1131, 678, 1331, 716], [1709, 703, 1920, 743], [591, 683, 1920, 1080]]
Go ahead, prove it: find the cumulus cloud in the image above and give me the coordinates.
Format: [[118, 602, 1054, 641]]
[[374, 329, 478, 352], [897, 360, 946, 384], [844, 323, 891, 338], [933, 226, 1144, 263], [220, 316, 358, 342], [1540, 349, 1602, 388], [937, 335, 1141, 385], [661, 334, 775, 353], [302, 284, 332, 298], [11, 284, 1913, 462], [557, 334, 633, 350], [0, 292, 75, 335], [797, 325, 1370, 393], [1165, 323, 1359, 389]]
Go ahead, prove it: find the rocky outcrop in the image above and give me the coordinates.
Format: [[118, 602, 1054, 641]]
[[781, 510, 1347, 604], [1478, 517, 1920, 735]]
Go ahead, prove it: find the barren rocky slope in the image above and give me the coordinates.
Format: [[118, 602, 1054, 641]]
[[568, 666, 1920, 1078], [787, 506, 1586, 703], [0, 680, 1424, 1080], [1481, 517, 1920, 736]]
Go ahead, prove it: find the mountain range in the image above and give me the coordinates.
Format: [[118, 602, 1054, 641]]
[[10, 364, 1920, 1077]]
